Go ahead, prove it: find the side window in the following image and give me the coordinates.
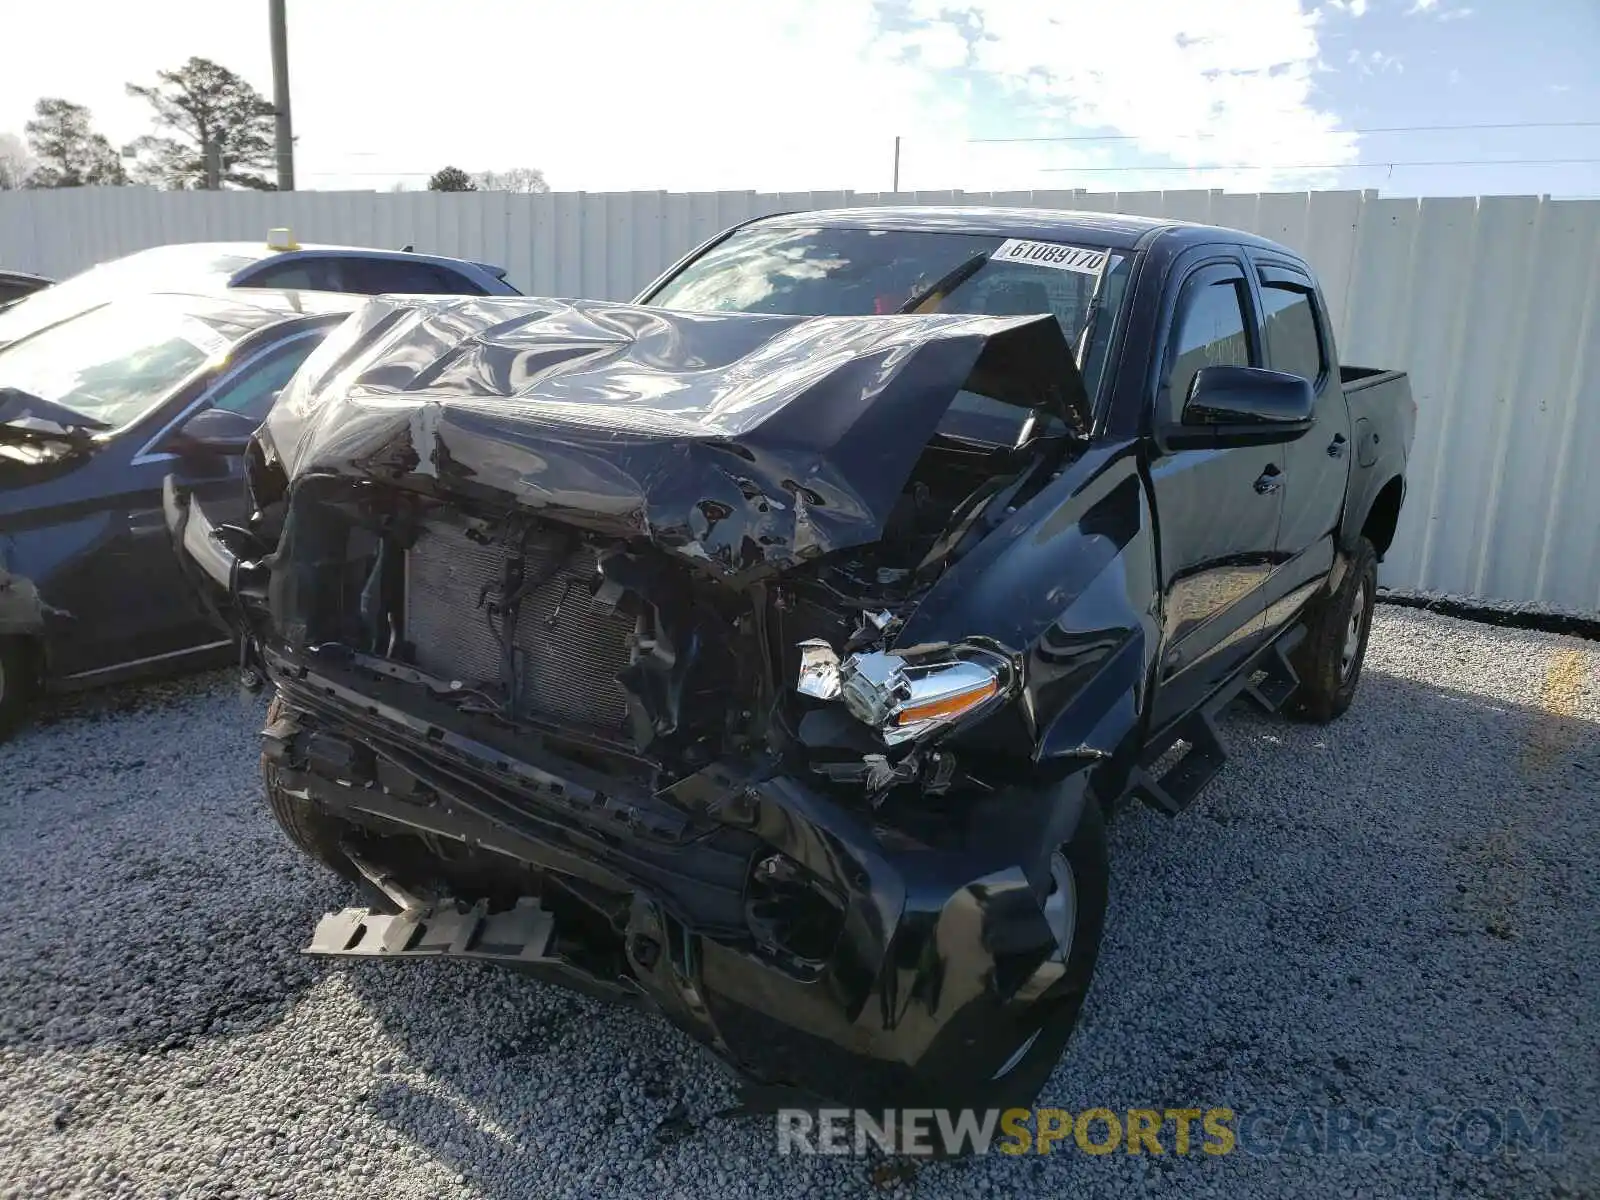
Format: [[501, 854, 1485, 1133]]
[[1260, 283, 1326, 384], [244, 261, 345, 292], [341, 259, 484, 296], [205, 332, 328, 423], [1164, 277, 1253, 420]]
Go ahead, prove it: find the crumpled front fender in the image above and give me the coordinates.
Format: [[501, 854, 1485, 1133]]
[[629, 769, 1096, 1108]]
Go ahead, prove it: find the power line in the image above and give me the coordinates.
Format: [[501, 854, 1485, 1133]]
[[298, 155, 1600, 181], [973, 120, 1600, 144], [1041, 157, 1600, 174]]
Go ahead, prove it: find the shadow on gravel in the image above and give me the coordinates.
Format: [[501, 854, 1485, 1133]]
[[0, 669, 354, 1060], [340, 960, 753, 1199], [310, 663, 1597, 1197], [22, 665, 239, 731], [0, 868, 354, 1059]]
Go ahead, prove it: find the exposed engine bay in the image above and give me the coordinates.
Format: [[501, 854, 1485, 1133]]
[[261, 396, 1065, 814]]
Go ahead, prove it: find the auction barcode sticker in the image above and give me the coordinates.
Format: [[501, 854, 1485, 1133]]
[[990, 239, 1109, 276]]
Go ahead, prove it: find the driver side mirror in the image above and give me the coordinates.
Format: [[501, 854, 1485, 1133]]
[[1181, 365, 1314, 445], [162, 406, 259, 458]]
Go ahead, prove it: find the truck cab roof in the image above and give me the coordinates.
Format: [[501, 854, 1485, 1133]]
[[745, 205, 1299, 258]]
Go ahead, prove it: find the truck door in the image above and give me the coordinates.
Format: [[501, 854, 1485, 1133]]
[[1146, 250, 1284, 729], [1249, 260, 1351, 628]]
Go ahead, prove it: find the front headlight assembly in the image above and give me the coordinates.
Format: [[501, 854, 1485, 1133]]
[[797, 639, 1012, 746]]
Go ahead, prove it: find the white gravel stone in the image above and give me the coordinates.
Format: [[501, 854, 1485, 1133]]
[[0, 608, 1594, 1197]]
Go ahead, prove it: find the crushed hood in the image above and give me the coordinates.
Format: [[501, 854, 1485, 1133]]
[[264, 296, 1088, 579]]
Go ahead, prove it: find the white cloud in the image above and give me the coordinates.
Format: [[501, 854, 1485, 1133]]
[[958, 0, 1359, 188], [1406, 1, 1473, 20], [1348, 49, 1404, 74], [1325, 0, 1370, 17], [0, 0, 1355, 194]]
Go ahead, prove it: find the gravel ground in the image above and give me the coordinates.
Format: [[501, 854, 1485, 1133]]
[[0, 607, 1595, 1199]]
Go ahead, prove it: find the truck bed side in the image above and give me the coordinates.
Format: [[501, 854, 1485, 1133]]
[[1338, 365, 1415, 560]]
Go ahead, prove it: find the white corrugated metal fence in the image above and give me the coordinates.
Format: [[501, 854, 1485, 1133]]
[[2, 186, 1596, 613]]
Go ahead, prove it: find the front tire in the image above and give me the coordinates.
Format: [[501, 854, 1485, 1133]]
[[262, 693, 361, 882], [975, 794, 1109, 1112], [1290, 537, 1378, 723]]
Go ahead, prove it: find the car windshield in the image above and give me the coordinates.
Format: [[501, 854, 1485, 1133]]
[[0, 245, 266, 348], [646, 224, 1132, 413], [0, 297, 260, 431]]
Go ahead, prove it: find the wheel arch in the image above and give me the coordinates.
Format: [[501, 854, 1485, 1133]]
[[1360, 476, 1405, 559]]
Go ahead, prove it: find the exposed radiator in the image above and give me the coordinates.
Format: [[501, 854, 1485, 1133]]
[[402, 523, 637, 734]]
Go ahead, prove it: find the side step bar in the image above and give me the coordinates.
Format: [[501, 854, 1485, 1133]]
[[1240, 626, 1305, 715], [1130, 624, 1307, 817], [305, 897, 554, 963], [1129, 709, 1227, 816]]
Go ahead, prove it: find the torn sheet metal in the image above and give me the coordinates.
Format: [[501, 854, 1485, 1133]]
[[262, 297, 1088, 579]]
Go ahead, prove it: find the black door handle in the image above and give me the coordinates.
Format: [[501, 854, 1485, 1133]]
[[1328, 433, 1348, 458], [1253, 465, 1283, 495]]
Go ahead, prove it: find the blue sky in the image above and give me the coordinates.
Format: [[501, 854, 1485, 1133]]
[[0, 0, 1594, 197], [1302, 0, 1598, 196]]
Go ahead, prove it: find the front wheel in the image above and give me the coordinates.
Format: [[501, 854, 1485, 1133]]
[[1290, 537, 1378, 723], [973, 794, 1109, 1112], [261, 693, 362, 883]]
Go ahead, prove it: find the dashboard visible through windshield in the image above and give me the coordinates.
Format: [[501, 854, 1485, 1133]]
[[0, 297, 258, 433]]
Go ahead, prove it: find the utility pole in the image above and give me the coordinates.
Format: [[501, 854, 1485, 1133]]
[[269, 0, 295, 190], [892, 136, 901, 193]]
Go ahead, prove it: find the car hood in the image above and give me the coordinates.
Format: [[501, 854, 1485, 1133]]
[[263, 296, 1088, 580]]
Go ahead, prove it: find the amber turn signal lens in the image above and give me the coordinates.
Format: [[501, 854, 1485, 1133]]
[[895, 678, 998, 725]]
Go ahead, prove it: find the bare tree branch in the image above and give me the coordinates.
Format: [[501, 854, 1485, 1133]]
[[470, 167, 551, 194]]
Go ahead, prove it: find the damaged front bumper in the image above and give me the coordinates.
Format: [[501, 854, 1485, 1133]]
[[263, 652, 1093, 1110]]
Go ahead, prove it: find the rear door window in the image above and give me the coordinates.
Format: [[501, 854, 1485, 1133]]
[[340, 259, 484, 295], [1259, 284, 1326, 385]]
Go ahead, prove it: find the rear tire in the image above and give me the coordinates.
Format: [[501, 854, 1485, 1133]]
[[262, 693, 361, 883], [1290, 537, 1378, 723], [0, 637, 35, 743]]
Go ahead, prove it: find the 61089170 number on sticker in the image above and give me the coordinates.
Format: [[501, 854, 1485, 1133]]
[[990, 239, 1109, 275]]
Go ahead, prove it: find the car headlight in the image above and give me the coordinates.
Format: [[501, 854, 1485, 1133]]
[[796, 640, 1010, 746]]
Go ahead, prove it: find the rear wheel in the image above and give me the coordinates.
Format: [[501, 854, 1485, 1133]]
[[262, 693, 361, 883], [1290, 537, 1378, 723], [0, 637, 35, 743]]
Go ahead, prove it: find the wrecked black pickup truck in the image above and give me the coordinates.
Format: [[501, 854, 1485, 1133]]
[[166, 208, 1414, 1111]]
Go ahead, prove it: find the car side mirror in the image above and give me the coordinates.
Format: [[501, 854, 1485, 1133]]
[[163, 406, 259, 458], [1181, 365, 1314, 444]]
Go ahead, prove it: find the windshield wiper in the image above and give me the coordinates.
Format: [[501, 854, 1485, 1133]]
[[897, 252, 991, 314], [0, 387, 109, 448]]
